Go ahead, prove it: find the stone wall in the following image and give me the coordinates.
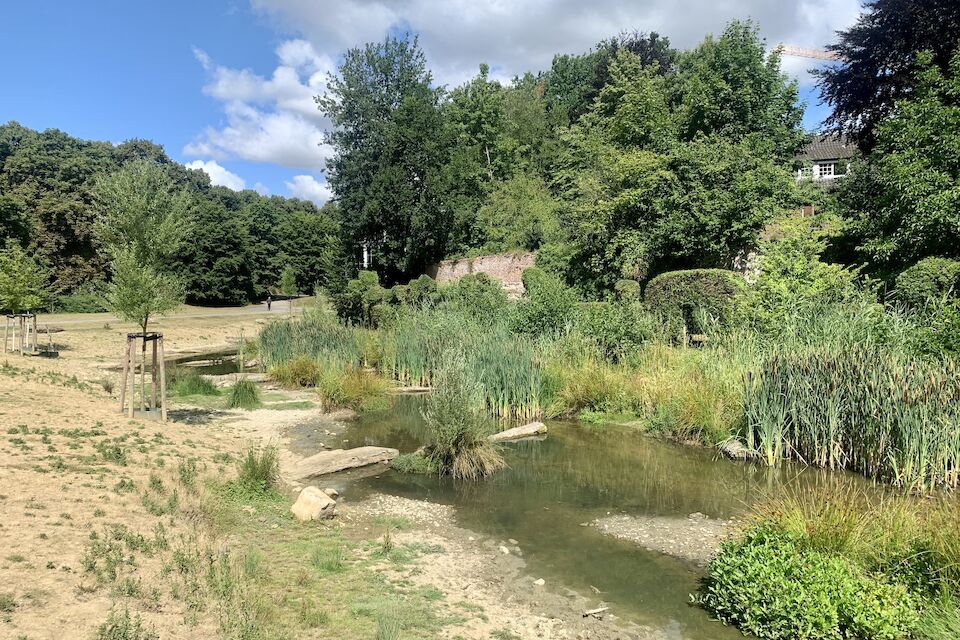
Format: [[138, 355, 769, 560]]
[[427, 251, 536, 298]]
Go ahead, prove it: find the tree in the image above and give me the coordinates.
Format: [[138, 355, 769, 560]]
[[319, 35, 449, 284], [277, 202, 345, 295], [0, 241, 50, 314], [173, 199, 256, 306], [815, 0, 960, 150], [838, 52, 960, 273], [476, 173, 560, 253], [279, 266, 298, 296], [672, 20, 804, 161], [105, 249, 183, 336]]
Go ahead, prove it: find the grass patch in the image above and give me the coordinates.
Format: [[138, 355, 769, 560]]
[[227, 378, 261, 410], [170, 369, 219, 397], [234, 445, 279, 495]]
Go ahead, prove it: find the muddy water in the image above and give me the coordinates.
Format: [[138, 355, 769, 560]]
[[287, 397, 878, 640]]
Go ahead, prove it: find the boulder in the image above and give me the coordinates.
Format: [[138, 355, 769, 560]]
[[323, 487, 340, 499], [289, 446, 399, 480], [489, 421, 547, 443], [719, 438, 755, 461], [290, 486, 337, 522]]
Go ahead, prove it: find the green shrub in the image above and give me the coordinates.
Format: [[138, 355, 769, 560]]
[[575, 301, 654, 360], [94, 608, 160, 640], [420, 352, 505, 480], [170, 369, 219, 396], [895, 257, 960, 308], [55, 281, 110, 313], [227, 378, 261, 410], [235, 445, 278, 494], [644, 269, 744, 335], [699, 524, 919, 640], [317, 365, 388, 411], [271, 356, 321, 387], [442, 273, 509, 317], [406, 274, 439, 307], [613, 278, 641, 301], [511, 267, 579, 335], [334, 270, 385, 326], [391, 452, 440, 475]]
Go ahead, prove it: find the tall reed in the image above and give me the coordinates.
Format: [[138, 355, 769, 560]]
[[745, 345, 960, 490]]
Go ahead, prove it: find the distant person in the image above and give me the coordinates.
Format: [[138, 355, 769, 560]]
[[267, 294, 272, 311]]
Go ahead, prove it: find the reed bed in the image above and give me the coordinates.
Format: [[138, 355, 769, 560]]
[[745, 346, 960, 490]]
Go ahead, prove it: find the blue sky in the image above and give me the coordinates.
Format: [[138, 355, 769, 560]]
[[1, 1, 857, 202]]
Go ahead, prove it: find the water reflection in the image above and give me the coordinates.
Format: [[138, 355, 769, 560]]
[[288, 396, 880, 640]]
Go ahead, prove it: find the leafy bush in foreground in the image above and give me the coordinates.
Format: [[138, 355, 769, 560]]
[[699, 525, 919, 640]]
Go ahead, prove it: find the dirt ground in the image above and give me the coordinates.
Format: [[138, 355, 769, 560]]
[[0, 303, 649, 640]]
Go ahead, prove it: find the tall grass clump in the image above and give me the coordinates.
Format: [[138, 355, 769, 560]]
[[420, 352, 505, 480], [258, 310, 364, 370], [170, 368, 219, 396], [235, 445, 279, 495], [744, 345, 960, 490], [316, 364, 388, 412], [227, 378, 262, 410]]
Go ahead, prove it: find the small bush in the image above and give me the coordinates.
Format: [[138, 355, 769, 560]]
[[699, 524, 919, 640], [511, 267, 579, 335], [443, 273, 509, 317], [94, 608, 159, 640], [420, 353, 505, 480], [613, 278, 641, 301], [895, 257, 960, 308], [55, 281, 110, 313], [170, 369, 218, 396], [575, 302, 654, 360], [391, 452, 440, 475], [644, 269, 744, 335], [271, 356, 321, 388], [317, 365, 388, 411], [235, 445, 279, 494], [227, 378, 261, 410]]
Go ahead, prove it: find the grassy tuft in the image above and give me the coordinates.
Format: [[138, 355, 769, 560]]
[[234, 445, 279, 495], [227, 378, 261, 410], [170, 368, 219, 397]]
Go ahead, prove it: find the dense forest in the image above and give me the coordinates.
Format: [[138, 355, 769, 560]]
[[0, 123, 344, 307], [2, 5, 959, 309]]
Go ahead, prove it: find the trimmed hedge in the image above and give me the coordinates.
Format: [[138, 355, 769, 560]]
[[895, 257, 960, 308], [643, 269, 744, 333]]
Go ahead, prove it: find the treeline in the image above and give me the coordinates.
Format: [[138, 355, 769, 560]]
[[0, 122, 345, 307], [323, 21, 818, 293]]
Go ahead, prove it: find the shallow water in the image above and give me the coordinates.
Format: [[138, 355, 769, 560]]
[[287, 396, 880, 639]]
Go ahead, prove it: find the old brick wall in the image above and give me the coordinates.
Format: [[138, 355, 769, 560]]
[[427, 251, 536, 298]]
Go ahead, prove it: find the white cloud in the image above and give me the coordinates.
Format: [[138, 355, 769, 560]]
[[189, 0, 862, 185], [185, 41, 334, 169], [250, 0, 863, 88], [253, 182, 270, 195], [285, 174, 332, 205], [183, 159, 247, 191]]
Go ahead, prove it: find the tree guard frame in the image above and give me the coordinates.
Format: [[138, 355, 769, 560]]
[[3, 313, 39, 355], [119, 332, 167, 422]]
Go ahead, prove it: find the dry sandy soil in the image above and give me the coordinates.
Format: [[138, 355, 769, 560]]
[[0, 303, 650, 640]]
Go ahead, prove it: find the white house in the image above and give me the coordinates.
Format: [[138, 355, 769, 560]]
[[796, 134, 856, 182]]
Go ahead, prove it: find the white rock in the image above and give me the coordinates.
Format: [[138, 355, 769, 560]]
[[533, 578, 545, 586], [290, 486, 337, 522], [499, 545, 511, 555], [323, 487, 340, 499]]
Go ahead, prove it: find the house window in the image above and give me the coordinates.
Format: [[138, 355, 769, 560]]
[[817, 163, 835, 179]]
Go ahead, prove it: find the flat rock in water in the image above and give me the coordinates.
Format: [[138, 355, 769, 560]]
[[719, 438, 755, 460], [489, 421, 547, 443], [289, 446, 398, 480]]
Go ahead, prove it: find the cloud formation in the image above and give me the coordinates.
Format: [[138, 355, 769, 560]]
[[188, 0, 862, 197], [183, 159, 247, 191], [185, 40, 333, 169], [285, 174, 332, 204]]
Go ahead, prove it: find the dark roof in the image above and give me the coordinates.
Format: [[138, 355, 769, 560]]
[[797, 134, 857, 162]]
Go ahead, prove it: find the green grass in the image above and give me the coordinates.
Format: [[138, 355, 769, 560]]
[[234, 445, 278, 495], [227, 378, 261, 410], [169, 369, 219, 397]]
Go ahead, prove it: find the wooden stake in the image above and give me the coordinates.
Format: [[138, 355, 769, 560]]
[[119, 337, 130, 412], [158, 336, 167, 423], [151, 338, 158, 410], [128, 339, 136, 418], [31, 314, 37, 353], [140, 336, 146, 413], [3, 316, 8, 354]]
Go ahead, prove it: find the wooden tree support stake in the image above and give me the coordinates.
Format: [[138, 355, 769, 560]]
[[118, 332, 167, 423]]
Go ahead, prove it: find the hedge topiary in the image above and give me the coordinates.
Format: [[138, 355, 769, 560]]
[[613, 279, 641, 302], [895, 257, 960, 308], [643, 269, 744, 333]]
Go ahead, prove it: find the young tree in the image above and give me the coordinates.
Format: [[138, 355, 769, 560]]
[[0, 242, 50, 314], [94, 160, 190, 405], [816, 0, 960, 150]]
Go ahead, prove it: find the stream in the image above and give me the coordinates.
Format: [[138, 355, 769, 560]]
[[287, 396, 878, 640]]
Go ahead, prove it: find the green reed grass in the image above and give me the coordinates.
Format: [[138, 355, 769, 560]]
[[227, 378, 262, 411]]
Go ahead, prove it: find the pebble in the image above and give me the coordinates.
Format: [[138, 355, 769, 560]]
[[499, 545, 510, 555], [533, 578, 545, 586], [508, 538, 518, 545]]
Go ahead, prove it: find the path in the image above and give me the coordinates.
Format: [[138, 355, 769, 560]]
[[42, 299, 308, 327]]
